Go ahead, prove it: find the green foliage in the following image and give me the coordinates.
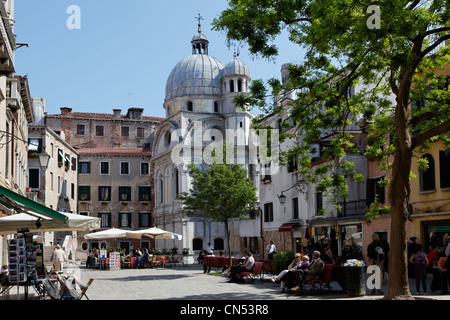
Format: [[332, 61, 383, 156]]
[[214, 0, 450, 219], [177, 163, 258, 222], [273, 251, 295, 274]]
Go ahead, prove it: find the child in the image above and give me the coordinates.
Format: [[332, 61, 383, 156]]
[[409, 244, 429, 295]]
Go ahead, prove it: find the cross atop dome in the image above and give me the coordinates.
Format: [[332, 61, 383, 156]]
[[195, 13, 204, 33]]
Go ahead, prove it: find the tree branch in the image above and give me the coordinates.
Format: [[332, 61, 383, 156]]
[[409, 111, 440, 128], [280, 18, 312, 24], [411, 119, 450, 149], [424, 27, 450, 37], [421, 34, 450, 58], [407, 0, 421, 10]]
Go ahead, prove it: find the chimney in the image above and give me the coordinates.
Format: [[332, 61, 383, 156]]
[[113, 109, 122, 119], [60, 107, 72, 116]]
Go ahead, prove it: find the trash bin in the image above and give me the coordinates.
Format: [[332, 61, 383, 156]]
[[344, 266, 366, 297]]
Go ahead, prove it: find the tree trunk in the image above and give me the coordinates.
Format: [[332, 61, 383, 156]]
[[225, 220, 232, 269], [384, 142, 414, 300]]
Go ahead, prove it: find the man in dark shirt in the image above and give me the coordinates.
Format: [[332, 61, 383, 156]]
[[367, 233, 389, 294]]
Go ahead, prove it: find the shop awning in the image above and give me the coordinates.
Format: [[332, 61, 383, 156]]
[[0, 212, 100, 235], [278, 223, 299, 232], [0, 185, 68, 227]]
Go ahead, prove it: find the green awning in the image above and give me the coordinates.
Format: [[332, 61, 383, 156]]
[[0, 185, 68, 227]]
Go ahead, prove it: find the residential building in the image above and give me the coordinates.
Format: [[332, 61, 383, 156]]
[[45, 107, 163, 255], [27, 98, 79, 247], [0, 0, 34, 266]]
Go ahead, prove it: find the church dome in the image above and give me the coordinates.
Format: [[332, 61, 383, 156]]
[[222, 56, 250, 78], [165, 54, 224, 101]]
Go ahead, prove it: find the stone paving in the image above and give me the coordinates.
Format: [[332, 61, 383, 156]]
[[3, 262, 450, 300]]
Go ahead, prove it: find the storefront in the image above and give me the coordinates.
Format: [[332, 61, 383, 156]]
[[422, 219, 450, 253], [309, 217, 364, 263], [410, 212, 450, 254]]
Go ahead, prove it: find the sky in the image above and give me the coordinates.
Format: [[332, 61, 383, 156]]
[[13, 0, 304, 119]]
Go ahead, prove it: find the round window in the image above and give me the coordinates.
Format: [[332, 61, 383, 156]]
[[81, 242, 88, 251]]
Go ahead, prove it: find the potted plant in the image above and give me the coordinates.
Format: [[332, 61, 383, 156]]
[[171, 247, 178, 255], [153, 248, 160, 255], [58, 161, 63, 167], [182, 248, 190, 256], [28, 151, 39, 158]]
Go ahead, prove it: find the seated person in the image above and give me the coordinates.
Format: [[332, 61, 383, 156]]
[[228, 252, 255, 283], [272, 253, 302, 283], [86, 248, 99, 269], [197, 248, 206, 264], [0, 265, 10, 286], [293, 251, 325, 291], [136, 249, 150, 268], [279, 255, 310, 292]]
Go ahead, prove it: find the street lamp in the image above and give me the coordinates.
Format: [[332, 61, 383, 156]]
[[277, 193, 286, 205], [38, 151, 50, 169], [278, 180, 307, 205]]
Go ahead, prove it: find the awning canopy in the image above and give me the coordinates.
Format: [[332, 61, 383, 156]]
[[0, 211, 100, 235], [0, 185, 68, 226], [84, 228, 129, 240], [278, 223, 299, 232], [126, 227, 182, 240]]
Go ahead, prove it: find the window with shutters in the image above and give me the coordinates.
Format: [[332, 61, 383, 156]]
[[264, 202, 274, 222], [139, 186, 151, 201], [419, 154, 436, 192], [78, 186, 91, 201], [98, 186, 111, 201], [439, 149, 450, 189]]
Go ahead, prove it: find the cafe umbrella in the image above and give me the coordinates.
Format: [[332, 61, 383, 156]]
[[125, 227, 182, 240], [84, 227, 130, 250]]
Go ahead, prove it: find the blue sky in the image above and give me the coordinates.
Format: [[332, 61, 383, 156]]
[[14, 0, 303, 118]]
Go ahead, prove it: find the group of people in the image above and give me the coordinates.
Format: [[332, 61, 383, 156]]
[[408, 237, 450, 295], [126, 248, 150, 268], [271, 251, 325, 292]]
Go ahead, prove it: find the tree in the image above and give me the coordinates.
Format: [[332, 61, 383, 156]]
[[177, 163, 258, 268], [213, 0, 450, 300]]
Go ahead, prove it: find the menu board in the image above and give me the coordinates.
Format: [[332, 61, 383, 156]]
[[109, 252, 120, 271]]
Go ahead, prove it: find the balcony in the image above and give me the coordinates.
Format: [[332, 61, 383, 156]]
[[336, 199, 367, 218]]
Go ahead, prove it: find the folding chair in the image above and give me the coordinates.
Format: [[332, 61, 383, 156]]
[[72, 277, 94, 300]]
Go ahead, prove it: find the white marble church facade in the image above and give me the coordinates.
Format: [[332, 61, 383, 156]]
[[150, 21, 257, 258]]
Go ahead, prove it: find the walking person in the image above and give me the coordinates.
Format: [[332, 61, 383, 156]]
[[409, 244, 429, 295], [267, 241, 277, 260], [52, 244, 66, 272]]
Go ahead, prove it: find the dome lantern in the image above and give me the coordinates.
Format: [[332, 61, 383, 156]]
[[192, 13, 209, 55]]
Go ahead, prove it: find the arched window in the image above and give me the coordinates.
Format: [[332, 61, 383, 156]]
[[214, 101, 219, 113], [419, 154, 435, 192], [440, 149, 450, 189], [193, 238, 203, 251], [187, 101, 193, 111], [214, 238, 224, 251], [159, 176, 164, 203], [230, 80, 235, 93], [174, 168, 180, 196], [237, 79, 243, 92]]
